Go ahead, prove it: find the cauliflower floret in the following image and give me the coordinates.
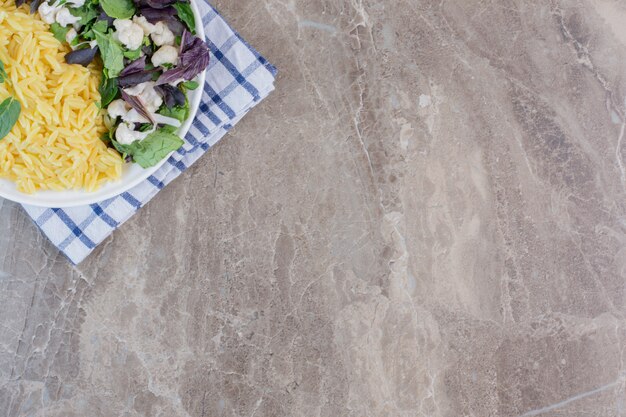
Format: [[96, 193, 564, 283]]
[[65, 27, 77, 44], [38, 2, 58, 24], [123, 83, 145, 96], [107, 100, 129, 120], [123, 81, 163, 113], [133, 15, 156, 36], [151, 45, 178, 67], [113, 19, 144, 50], [151, 21, 174, 46], [55, 7, 80, 27], [115, 122, 149, 145], [108, 100, 150, 124]]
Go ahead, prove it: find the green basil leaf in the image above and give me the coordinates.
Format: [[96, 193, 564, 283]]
[[158, 102, 189, 123], [69, 3, 98, 25], [111, 138, 127, 154], [100, 0, 135, 19], [0, 97, 21, 141], [0, 59, 7, 84], [173, 2, 195, 34], [122, 129, 184, 168], [98, 74, 119, 107], [50, 23, 70, 43], [180, 80, 199, 90], [94, 29, 125, 78], [137, 123, 153, 132], [92, 19, 109, 34], [123, 48, 142, 60], [100, 131, 112, 143]]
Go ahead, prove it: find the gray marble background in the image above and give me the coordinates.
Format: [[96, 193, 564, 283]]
[[2, 0, 626, 416]]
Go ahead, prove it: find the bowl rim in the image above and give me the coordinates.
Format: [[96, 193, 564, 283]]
[[0, 0, 206, 208]]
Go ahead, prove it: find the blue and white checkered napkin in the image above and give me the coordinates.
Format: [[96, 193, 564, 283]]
[[22, 1, 277, 264]]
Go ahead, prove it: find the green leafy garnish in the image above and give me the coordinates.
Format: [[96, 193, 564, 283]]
[[158, 102, 189, 123], [94, 29, 125, 78], [100, 131, 112, 143], [0, 59, 21, 141], [100, 0, 135, 19], [173, 2, 195, 34], [0, 61, 7, 84], [181, 80, 199, 90], [83, 19, 109, 40], [70, 3, 98, 26], [0, 97, 21, 141], [98, 74, 119, 107], [123, 48, 142, 60], [112, 129, 184, 168], [137, 123, 153, 132], [50, 23, 70, 43], [92, 19, 109, 34]]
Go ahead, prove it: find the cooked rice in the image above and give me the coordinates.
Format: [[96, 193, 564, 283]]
[[0, 0, 122, 194]]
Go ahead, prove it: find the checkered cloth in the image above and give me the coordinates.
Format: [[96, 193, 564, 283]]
[[22, 1, 277, 264]]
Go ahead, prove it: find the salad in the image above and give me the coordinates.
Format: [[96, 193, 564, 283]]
[[16, 0, 210, 168]]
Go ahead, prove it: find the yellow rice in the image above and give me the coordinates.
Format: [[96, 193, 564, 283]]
[[0, 0, 122, 193]]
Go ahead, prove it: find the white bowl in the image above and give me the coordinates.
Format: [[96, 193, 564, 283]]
[[0, 0, 206, 208]]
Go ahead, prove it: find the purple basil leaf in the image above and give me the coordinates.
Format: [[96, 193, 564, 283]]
[[15, 0, 26, 7], [118, 70, 155, 88], [156, 31, 210, 85], [119, 56, 147, 77], [139, 6, 175, 23], [30, 0, 42, 14], [65, 47, 98, 67], [180, 29, 193, 51], [146, 0, 176, 8], [166, 18, 184, 36], [121, 90, 156, 124], [154, 84, 185, 108]]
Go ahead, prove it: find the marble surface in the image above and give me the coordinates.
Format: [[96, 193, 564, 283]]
[[2, 0, 626, 415]]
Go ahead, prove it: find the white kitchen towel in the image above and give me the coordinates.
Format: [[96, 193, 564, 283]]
[[22, 0, 277, 264]]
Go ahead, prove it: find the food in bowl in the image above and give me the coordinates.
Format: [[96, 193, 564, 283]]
[[0, 0, 209, 194]]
